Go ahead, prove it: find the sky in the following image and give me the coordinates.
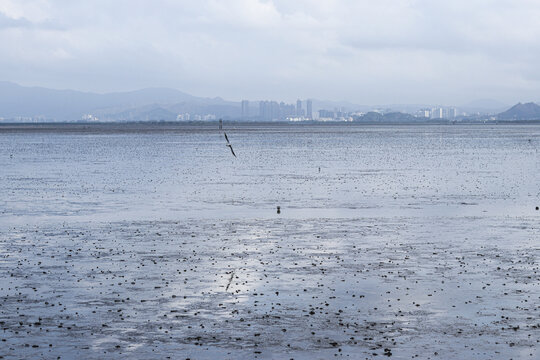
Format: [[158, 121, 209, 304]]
[[1, 0, 540, 105]]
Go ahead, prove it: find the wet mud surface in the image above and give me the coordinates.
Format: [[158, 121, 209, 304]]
[[0, 124, 538, 359]]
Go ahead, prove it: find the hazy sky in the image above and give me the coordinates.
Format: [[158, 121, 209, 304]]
[[1, 0, 540, 105]]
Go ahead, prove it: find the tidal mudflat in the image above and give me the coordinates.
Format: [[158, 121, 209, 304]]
[[0, 124, 538, 359]]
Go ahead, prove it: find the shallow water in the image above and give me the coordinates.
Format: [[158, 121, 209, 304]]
[[0, 124, 538, 359]]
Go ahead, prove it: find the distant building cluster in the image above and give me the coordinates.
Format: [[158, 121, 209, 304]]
[[255, 99, 313, 121], [0, 95, 484, 123], [241, 100, 249, 118], [4, 115, 50, 122], [313, 106, 461, 122], [82, 114, 99, 122], [318, 109, 352, 121], [59, 102, 465, 123], [176, 113, 216, 121], [416, 107, 458, 119]]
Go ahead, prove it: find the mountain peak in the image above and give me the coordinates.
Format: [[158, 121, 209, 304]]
[[497, 102, 540, 120]]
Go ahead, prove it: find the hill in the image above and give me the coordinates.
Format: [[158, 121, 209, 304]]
[[497, 102, 540, 120]]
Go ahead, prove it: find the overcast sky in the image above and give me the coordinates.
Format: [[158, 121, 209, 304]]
[[1, 0, 539, 105]]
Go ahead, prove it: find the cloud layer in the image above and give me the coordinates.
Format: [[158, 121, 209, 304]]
[[1, 0, 539, 104]]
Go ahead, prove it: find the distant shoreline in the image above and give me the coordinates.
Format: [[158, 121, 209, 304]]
[[1, 120, 539, 134]]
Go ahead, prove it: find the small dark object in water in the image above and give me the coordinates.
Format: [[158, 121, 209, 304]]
[[536, 206, 539, 210], [277, 206, 281, 214]]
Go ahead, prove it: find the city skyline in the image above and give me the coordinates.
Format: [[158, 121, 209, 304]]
[[1, 80, 527, 123]]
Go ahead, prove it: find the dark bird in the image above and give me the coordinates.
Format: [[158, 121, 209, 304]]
[[228, 144, 236, 157], [224, 132, 236, 157]]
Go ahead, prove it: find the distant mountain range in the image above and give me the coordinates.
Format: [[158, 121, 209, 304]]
[[496, 102, 540, 120], [0, 81, 239, 121], [1, 81, 539, 122]]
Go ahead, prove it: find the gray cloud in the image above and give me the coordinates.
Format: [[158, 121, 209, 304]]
[[0, 0, 539, 105], [0, 12, 34, 28], [0, 11, 64, 30]]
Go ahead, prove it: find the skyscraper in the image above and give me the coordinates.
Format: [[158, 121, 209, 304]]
[[296, 99, 302, 117], [259, 101, 268, 120], [431, 107, 443, 119], [241, 100, 249, 118], [259, 100, 281, 121], [306, 99, 313, 119]]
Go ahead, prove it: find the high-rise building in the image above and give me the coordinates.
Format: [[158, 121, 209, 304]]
[[319, 109, 335, 119], [446, 108, 457, 118], [431, 108, 443, 119], [279, 102, 295, 119], [241, 100, 249, 118], [306, 99, 313, 119], [270, 101, 280, 120], [296, 99, 302, 117], [259, 101, 268, 120], [259, 100, 281, 121]]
